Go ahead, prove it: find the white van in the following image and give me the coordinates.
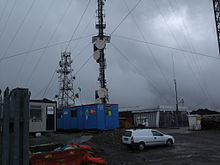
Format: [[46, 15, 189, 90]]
[[122, 129, 175, 150]]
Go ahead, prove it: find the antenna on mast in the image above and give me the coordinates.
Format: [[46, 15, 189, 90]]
[[92, 0, 111, 104]]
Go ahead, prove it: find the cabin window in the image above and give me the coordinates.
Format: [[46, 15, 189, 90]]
[[30, 105, 42, 122], [71, 108, 77, 117]]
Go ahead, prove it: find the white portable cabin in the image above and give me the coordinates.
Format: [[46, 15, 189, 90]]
[[188, 115, 202, 130], [29, 98, 56, 133]]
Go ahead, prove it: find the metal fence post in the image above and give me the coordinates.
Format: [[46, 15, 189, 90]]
[[1, 88, 30, 165], [23, 89, 30, 165], [1, 88, 10, 165]]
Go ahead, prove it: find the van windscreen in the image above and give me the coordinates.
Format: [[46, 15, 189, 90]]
[[123, 131, 132, 137]]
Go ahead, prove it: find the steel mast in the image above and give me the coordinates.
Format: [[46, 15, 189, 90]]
[[213, 0, 220, 55], [93, 0, 110, 104]]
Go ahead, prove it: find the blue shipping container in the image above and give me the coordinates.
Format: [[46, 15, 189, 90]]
[[57, 104, 119, 130]]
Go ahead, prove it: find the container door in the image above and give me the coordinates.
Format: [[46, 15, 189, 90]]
[[63, 108, 71, 130], [57, 109, 62, 129], [77, 106, 84, 129], [46, 106, 55, 130], [70, 107, 77, 129], [83, 105, 97, 129]]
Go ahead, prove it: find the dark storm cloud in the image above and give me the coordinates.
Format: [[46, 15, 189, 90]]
[[0, 0, 220, 111]]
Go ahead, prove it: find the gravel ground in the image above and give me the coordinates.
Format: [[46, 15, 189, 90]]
[[87, 128, 220, 165], [2, 128, 220, 165]]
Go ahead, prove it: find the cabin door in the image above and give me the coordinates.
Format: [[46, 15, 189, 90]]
[[46, 106, 55, 130]]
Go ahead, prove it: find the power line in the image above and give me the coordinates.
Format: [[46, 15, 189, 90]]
[[166, 0, 205, 103], [72, 42, 91, 62], [110, 42, 171, 105], [0, 0, 17, 41], [123, 0, 174, 101], [152, 0, 182, 51], [42, 66, 58, 98], [114, 0, 220, 107], [14, 0, 55, 85], [1, 17, 218, 63], [171, 53, 175, 80], [154, 0, 215, 109], [74, 54, 93, 77], [110, 0, 142, 35], [112, 34, 220, 60], [153, 0, 210, 105], [167, 0, 216, 108], [25, 0, 74, 86], [40, 3, 95, 98], [0, 0, 9, 24], [43, 39, 94, 98], [183, 53, 214, 107], [189, 99, 209, 111], [65, 0, 91, 51], [112, 35, 217, 108], [120, 34, 215, 109], [42, 41, 91, 98], [0, 0, 36, 60], [159, 0, 215, 108], [0, 34, 94, 62], [41, 0, 92, 98], [70, 11, 95, 55], [177, 0, 217, 109], [167, 0, 195, 52]]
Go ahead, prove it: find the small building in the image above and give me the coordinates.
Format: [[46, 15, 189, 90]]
[[189, 109, 220, 130], [29, 98, 57, 133], [188, 115, 202, 130], [201, 114, 220, 129], [57, 104, 119, 130], [119, 111, 133, 129], [119, 105, 189, 128]]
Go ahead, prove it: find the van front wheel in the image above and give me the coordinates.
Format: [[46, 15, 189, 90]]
[[138, 142, 145, 151]]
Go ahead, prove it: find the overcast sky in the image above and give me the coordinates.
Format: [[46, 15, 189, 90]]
[[0, 0, 220, 111]]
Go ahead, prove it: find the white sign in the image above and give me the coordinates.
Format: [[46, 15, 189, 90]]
[[47, 106, 54, 115]]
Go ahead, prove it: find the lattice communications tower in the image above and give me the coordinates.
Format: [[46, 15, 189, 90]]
[[57, 51, 75, 107]]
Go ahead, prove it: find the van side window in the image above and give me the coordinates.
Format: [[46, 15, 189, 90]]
[[152, 130, 163, 136], [123, 131, 132, 137]]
